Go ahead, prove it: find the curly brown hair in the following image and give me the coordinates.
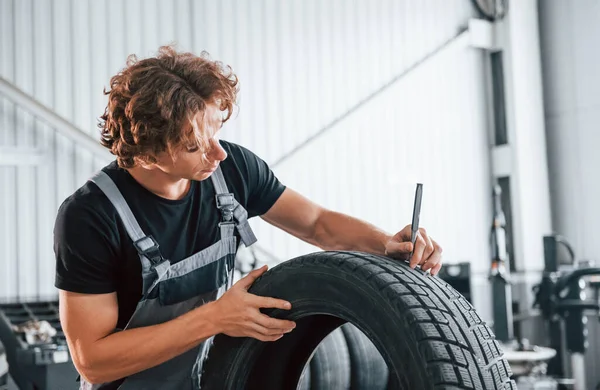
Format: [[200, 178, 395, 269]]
[[99, 45, 238, 168]]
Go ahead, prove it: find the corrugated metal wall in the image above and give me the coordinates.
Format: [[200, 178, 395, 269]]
[[0, 0, 483, 307], [255, 32, 495, 321], [539, 0, 600, 385], [257, 32, 488, 265]]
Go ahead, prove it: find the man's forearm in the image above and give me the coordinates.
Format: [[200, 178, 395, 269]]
[[80, 301, 220, 384], [312, 209, 392, 255]]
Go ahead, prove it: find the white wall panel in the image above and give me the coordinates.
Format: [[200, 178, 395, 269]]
[[14, 0, 37, 298], [0, 0, 480, 302], [125, 0, 143, 57], [52, 0, 74, 215], [33, 0, 57, 298], [201, 0, 221, 58], [540, 0, 600, 262], [263, 0, 282, 157], [73, 0, 95, 186], [221, 0, 239, 79], [0, 0, 17, 301], [251, 38, 492, 298], [539, 0, 600, 385]]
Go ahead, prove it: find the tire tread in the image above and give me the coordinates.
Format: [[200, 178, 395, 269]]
[[264, 251, 515, 390]]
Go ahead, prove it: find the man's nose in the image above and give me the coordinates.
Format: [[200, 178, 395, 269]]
[[209, 141, 228, 162]]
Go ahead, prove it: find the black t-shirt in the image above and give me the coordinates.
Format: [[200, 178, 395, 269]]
[[54, 141, 285, 329]]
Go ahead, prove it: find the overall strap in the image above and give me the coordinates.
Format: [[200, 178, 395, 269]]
[[210, 166, 258, 246], [90, 171, 167, 269]]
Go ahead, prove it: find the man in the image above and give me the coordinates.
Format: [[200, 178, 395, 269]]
[[54, 46, 443, 389]]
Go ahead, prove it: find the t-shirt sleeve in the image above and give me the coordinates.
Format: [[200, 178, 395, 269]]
[[228, 143, 286, 218], [54, 197, 119, 294]]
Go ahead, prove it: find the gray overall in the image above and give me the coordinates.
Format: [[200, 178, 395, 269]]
[[81, 166, 257, 389]]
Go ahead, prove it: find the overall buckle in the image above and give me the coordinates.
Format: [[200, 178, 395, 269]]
[[215, 193, 234, 209], [216, 193, 235, 222], [133, 235, 163, 264]]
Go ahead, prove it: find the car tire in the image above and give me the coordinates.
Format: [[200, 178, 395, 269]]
[[201, 251, 516, 390]]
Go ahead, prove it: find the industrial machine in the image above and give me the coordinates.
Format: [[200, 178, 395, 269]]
[[487, 184, 600, 389], [492, 232, 600, 390], [0, 299, 78, 390], [530, 235, 600, 390]]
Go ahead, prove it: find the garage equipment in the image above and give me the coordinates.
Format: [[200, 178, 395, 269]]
[[489, 183, 514, 343], [0, 299, 79, 390], [531, 235, 600, 390], [488, 184, 561, 388], [0, 339, 7, 389]]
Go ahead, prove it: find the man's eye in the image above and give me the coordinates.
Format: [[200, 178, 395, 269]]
[[186, 146, 199, 153]]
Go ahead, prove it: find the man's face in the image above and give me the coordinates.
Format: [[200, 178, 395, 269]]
[[151, 103, 228, 181]]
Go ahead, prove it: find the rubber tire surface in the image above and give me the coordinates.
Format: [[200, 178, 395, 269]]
[[309, 327, 351, 390], [201, 251, 516, 390], [297, 364, 310, 390], [341, 323, 389, 389]]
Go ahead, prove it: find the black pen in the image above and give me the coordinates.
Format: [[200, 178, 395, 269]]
[[410, 183, 423, 260]]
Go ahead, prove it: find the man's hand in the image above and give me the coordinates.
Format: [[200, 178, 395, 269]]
[[384, 225, 443, 276], [211, 265, 296, 341]]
